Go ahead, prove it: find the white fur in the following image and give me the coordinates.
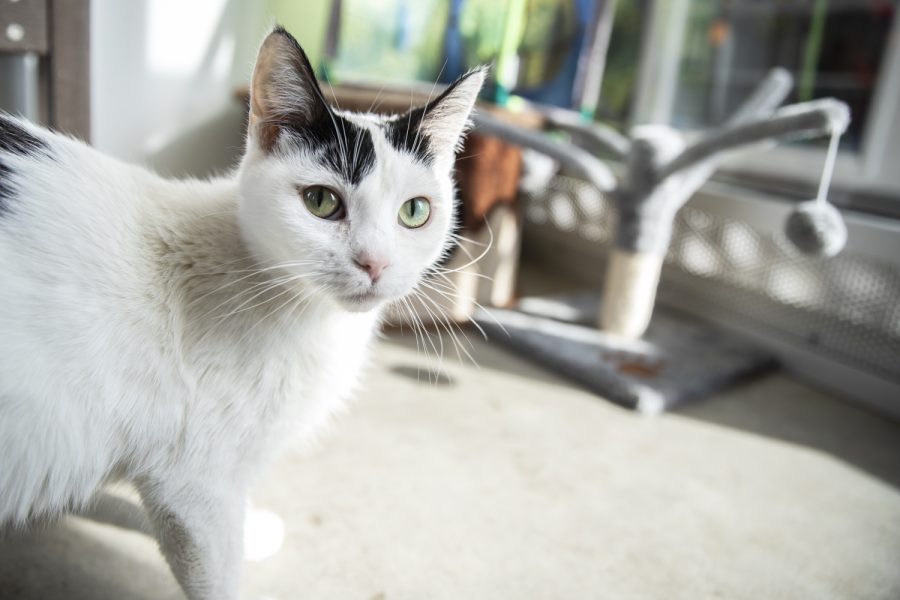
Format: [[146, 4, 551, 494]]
[[0, 37, 482, 599]]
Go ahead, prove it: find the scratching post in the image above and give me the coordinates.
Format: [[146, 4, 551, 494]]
[[597, 71, 849, 337], [601, 248, 664, 339]]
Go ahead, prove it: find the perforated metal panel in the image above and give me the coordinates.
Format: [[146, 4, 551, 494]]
[[525, 175, 614, 244], [523, 174, 900, 385]]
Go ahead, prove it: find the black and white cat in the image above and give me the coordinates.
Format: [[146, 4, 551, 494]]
[[0, 26, 484, 599]]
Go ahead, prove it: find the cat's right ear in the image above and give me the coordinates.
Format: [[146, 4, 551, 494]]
[[249, 26, 328, 153]]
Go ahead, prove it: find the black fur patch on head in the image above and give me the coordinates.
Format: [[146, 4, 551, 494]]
[[383, 107, 433, 166], [0, 116, 49, 213], [0, 162, 14, 213], [283, 113, 376, 186], [0, 116, 46, 156], [382, 68, 485, 166]]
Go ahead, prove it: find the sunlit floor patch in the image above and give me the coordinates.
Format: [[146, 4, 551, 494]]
[[244, 506, 285, 562]]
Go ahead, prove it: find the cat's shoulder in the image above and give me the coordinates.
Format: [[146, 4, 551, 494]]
[[0, 114, 162, 215], [0, 112, 140, 175], [0, 113, 50, 158], [0, 113, 101, 165]]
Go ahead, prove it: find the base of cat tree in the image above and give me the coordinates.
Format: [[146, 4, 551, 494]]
[[474, 292, 773, 414]]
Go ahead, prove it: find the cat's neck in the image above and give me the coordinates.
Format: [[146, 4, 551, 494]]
[[151, 177, 373, 356]]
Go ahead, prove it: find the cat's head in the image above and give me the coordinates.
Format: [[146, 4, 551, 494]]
[[237, 27, 485, 313]]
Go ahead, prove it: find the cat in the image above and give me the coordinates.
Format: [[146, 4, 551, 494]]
[[0, 26, 485, 600]]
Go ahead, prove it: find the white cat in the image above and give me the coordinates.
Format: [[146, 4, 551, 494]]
[[0, 27, 484, 599]]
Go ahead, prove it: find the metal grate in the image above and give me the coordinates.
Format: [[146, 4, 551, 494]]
[[525, 175, 615, 244], [523, 174, 900, 384]]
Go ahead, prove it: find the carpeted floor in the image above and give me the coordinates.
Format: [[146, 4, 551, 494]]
[[2, 331, 899, 599]]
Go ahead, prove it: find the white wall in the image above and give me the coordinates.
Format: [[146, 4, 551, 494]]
[[90, 0, 270, 175]]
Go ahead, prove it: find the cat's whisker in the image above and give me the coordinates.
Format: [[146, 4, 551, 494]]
[[187, 260, 321, 310], [395, 296, 424, 378], [454, 152, 484, 162], [414, 281, 479, 375], [310, 87, 351, 179], [447, 232, 490, 247], [400, 297, 431, 383], [400, 295, 436, 384], [189, 266, 324, 331], [207, 259, 321, 277], [189, 279, 286, 327], [416, 279, 489, 348], [187, 271, 283, 321], [422, 296, 478, 368], [449, 240, 477, 261], [233, 275, 328, 348], [428, 264, 495, 283], [441, 217, 496, 273], [187, 254, 257, 277], [407, 297, 438, 377], [235, 289, 307, 348], [364, 83, 388, 115], [215, 274, 310, 321], [430, 264, 496, 282], [349, 85, 387, 173], [197, 208, 239, 219], [417, 276, 495, 340], [419, 286, 480, 373], [409, 286, 476, 369], [409, 290, 449, 379], [424, 278, 497, 340], [322, 79, 354, 179], [402, 87, 415, 153]]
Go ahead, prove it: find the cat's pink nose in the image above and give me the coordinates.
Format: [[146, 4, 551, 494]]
[[354, 253, 390, 283]]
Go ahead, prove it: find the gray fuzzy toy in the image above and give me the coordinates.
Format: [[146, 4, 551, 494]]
[[786, 201, 847, 257]]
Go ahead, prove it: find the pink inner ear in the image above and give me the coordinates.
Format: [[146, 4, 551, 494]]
[[249, 28, 327, 153]]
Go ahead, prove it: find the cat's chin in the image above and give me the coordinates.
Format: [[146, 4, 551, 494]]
[[336, 291, 386, 313]]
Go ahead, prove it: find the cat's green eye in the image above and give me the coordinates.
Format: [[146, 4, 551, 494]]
[[398, 197, 431, 229], [303, 186, 344, 220]]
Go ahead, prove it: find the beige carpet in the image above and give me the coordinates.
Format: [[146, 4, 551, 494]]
[[2, 332, 899, 599]]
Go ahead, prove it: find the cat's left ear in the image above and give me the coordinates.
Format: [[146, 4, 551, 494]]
[[249, 26, 328, 153], [414, 67, 488, 166]]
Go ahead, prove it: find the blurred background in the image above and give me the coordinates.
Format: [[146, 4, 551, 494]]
[[8, 0, 889, 411], [1, 1, 899, 599]]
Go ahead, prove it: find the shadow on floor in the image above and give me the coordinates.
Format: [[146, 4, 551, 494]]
[[382, 325, 576, 389], [383, 328, 900, 491], [0, 519, 180, 600], [675, 376, 900, 491]]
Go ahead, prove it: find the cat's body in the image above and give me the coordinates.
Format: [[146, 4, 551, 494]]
[[0, 123, 375, 519], [0, 27, 484, 599]]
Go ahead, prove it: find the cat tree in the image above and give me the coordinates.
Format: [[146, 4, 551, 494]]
[[475, 68, 849, 338], [471, 69, 851, 411]]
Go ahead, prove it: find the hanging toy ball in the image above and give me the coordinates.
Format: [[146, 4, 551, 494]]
[[785, 200, 847, 257], [784, 122, 848, 258]]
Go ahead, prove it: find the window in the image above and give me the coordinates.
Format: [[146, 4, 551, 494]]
[[628, 0, 900, 195], [326, 0, 900, 196], [328, 0, 449, 84], [671, 0, 894, 150], [595, 0, 650, 127]]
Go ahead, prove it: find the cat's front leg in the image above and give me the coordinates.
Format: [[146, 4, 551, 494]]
[[138, 477, 246, 600]]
